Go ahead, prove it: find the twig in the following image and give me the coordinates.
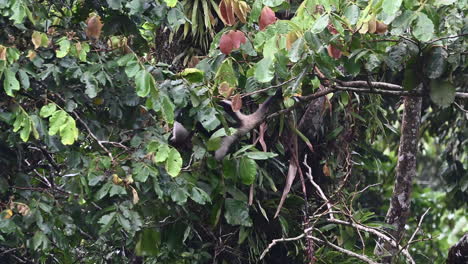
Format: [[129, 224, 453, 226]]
[[99, 141, 129, 150], [70, 110, 113, 161], [308, 232, 380, 264], [241, 77, 296, 98], [53, 93, 114, 161], [303, 155, 334, 219], [402, 208, 431, 253], [454, 102, 468, 113], [428, 33, 468, 44], [326, 218, 415, 264], [260, 233, 305, 259], [334, 80, 403, 90]]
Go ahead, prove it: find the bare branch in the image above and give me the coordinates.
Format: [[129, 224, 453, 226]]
[[404, 208, 431, 251], [241, 77, 296, 98], [325, 218, 416, 264], [335, 80, 403, 90], [303, 155, 334, 219], [259, 233, 305, 260], [307, 234, 380, 264]]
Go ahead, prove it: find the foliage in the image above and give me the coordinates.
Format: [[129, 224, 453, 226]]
[[0, 0, 466, 263]]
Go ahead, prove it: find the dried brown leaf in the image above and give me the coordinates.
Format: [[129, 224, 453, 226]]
[[231, 94, 242, 112], [274, 162, 297, 218]]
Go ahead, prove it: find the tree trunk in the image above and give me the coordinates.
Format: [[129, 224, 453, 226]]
[[375, 96, 422, 262], [447, 233, 468, 264]]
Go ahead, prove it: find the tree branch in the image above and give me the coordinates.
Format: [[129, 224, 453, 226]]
[[307, 234, 380, 264]]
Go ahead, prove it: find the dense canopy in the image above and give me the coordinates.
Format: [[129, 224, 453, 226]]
[[0, 0, 467, 263]]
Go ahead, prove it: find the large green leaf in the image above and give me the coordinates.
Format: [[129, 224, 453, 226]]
[[310, 14, 329, 34], [224, 198, 252, 227], [424, 47, 447, 79], [165, 148, 182, 177], [135, 70, 154, 97], [413, 12, 434, 42], [3, 68, 20, 97], [239, 157, 257, 185], [430, 80, 455, 108], [382, 0, 402, 17], [254, 56, 274, 83]]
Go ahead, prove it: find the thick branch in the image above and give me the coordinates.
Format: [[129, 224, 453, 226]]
[[375, 96, 422, 262]]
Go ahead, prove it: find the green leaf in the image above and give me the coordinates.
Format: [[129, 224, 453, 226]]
[[40, 103, 57, 118], [197, 108, 220, 131], [98, 212, 116, 225], [18, 70, 30, 89], [223, 158, 237, 179], [343, 5, 360, 25], [154, 144, 170, 163], [10, 0, 27, 24], [413, 12, 434, 42], [165, 148, 182, 177], [60, 117, 79, 145], [136, 229, 161, 256], [254, 56, 274, 83], [310, 14, 329, 34], [109, 184, 127, 197], [19, 119, 31, 142], [382, 0, 402, 17], [164, 0, 178, 7], [190, 187, 211, 205], [245, 152, 277, 160], [125, 61, 141, 78], [117, 54, 135, 66], [32, 231, 48, 251], [170, 186, 188, 204], [239, 157, 257, 185], [179, 68, 204, 83], [135, 70, 154, 97], [288, 37, 305, 63], [215, 59, 237, 87], [48, 110, 68, 136], [96, 183, 112, 200], [3, 68, 20, 97], [224, 198, 252, 227], [56, 38, 71, 58], [424, 47, 447, 79], [263, 0, 284, 7], [430, 80, 455, 108], [160, 95, 175, 124]]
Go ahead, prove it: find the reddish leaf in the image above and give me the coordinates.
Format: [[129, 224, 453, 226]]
[[228, 30, 246, 49], [231, 94, 242, 112], [259, 6, 276, 30], [327, 44, 342, 59], [86, 15, 103, 40], [219, 0, 229, 25], [258, 122, 267, 152], [219, 0, 236, 26], [219, 33, 234, 55], [274, 162, 297, 218]]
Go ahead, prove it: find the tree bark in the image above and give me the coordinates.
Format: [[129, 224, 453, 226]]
[[447, 233, 468, 264], [375, 96, 422, 262]]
